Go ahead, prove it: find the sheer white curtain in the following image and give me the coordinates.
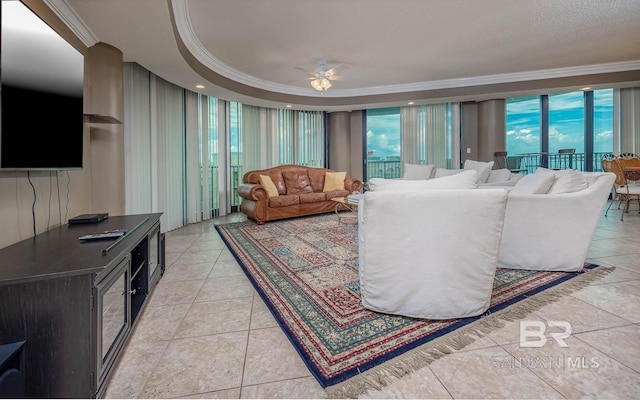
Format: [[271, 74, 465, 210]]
[[154, 77, 186, 231], [124, 63, 207, 231], [184, 91, 201, 224], [297, 111, 325, 166], [424, 103, 450, 168], [400, 106, 422, 165], [242, 106, 325, 169], [241, 104, 263, 172], [124, 64, 326, 230], [242, 105, 280, 171], [123, 63, 152, 215], [399, 103, 455, 170], [279, 109, 296, 165], [619, 87, 640, 153]]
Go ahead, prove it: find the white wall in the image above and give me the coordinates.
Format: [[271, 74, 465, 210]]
[[0, 127, 93, 249]]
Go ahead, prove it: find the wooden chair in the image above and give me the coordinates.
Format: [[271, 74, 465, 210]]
[[601, 153, 640, 220]]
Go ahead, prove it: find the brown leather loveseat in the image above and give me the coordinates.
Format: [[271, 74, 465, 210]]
[[237, 164, 362, 224]]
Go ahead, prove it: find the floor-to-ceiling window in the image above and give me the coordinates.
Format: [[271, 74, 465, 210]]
[[365, 107, 402, 179], [364, 104, 454, 180], [548, 92, 585, 153], [505, 96, 542, 155], [593, 89, 614, 171], [229, 102, 243, 209], [505, 89, 614, 172], [206, 96, 219, 216], [548, 91, 585, 169]]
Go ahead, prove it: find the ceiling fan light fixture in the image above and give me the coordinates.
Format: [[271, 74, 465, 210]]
[[311, 78, 324, 91], [311, 76, 332, 92]]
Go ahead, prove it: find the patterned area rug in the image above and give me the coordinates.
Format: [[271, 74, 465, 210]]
[[215, 214, 611, 398]]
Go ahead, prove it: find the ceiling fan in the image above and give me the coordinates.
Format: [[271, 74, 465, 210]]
[[295, 59, 347, 93]]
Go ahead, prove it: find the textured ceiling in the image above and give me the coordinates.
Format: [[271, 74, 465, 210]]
[[57, 0, 640, 110]]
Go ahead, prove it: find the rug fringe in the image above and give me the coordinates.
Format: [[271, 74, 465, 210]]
[[325, 265, 614, 399]]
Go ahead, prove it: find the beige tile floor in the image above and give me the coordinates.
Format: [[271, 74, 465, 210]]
[[105, 204, 640, 399]]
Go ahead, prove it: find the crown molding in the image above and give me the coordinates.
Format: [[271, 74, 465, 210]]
[[172, 0, 640, 98], [42, 0, 98, 47]]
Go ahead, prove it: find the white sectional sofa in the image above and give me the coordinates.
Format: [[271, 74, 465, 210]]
[[399, 160, 522, 189], [497, 169, 615, 272], [358, 179, 508, 320], [358, 167, 615, 319]]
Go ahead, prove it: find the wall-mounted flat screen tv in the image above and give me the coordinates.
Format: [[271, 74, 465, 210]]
[[1, 0, 84, 170]]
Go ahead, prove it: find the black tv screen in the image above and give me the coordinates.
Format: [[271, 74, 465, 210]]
[[1, 0, 84, 170]]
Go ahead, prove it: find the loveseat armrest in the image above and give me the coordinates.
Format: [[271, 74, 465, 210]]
[[237, 183, 268, 201], [344, 178, 363, 193]]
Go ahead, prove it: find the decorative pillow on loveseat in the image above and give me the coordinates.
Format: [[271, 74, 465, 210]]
[[282, 171, 313, 194], [323, 171, 347, 192], [259, 175, 279, 197]]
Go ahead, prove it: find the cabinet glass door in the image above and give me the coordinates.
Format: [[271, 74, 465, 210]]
[[101, 270, 127, 361], [96, 256, 130, 382], [148, 225, 160, 280]]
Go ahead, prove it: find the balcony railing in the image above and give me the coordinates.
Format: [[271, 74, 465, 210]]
[[365, 152, 612, 181], [510, 152, 611, 174]]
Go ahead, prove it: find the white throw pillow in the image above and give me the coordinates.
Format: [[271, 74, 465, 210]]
[[402, 163, 434, 180], [433, 168, 464, 178], [509, 173, 555, 195], [463, 160, 494, 183], [535, 167, 555, 176], [548, 169, 589, 194], [369, 170, 478, 191], [535, 167, 588, 194], [486, 168, 513, 183]]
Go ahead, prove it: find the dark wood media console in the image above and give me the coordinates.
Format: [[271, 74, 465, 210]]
[[0, 213, 164, 398]]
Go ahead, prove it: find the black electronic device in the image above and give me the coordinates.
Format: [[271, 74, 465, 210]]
[[69, 213, 109, 225]]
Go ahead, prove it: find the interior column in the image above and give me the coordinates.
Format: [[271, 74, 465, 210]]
[[328, 111, 352, 175], [85, 42, 125, 215], [477, 99, 506, 163]]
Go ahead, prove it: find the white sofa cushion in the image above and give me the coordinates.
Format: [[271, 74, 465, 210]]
[[433, 168, 464, 178], [464, 159, 494, 183], [509, 173, 555, 195], [402, 163, 434, 180], [486, 169, 513, 183], [536, 168, 588, 194], [369, 170, 477, 191]]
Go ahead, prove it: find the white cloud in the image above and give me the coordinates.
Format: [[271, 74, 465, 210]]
[[595, 130, 613, 141], [515, 134, 539, 144], [548, 126, 571, 143]]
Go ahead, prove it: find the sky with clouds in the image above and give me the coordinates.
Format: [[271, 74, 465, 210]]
[[366, 90, 614, 160]]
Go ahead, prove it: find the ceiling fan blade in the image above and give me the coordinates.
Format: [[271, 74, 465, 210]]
[[294, 66, 315, 76], [326, 63, 348, 75]]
